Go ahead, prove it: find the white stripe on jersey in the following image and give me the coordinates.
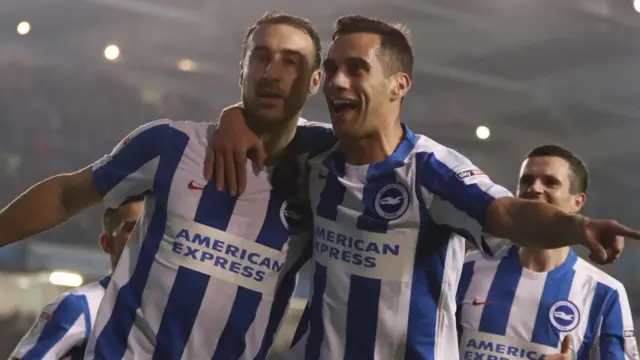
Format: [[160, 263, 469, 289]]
[[288, 124, 513, 360], [457, 247, 638, 360], [11, 277, 108, 360], [84, 119, 335, 360]]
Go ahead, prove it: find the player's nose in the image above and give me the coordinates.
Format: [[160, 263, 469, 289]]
[[326, 69, 350, 91]]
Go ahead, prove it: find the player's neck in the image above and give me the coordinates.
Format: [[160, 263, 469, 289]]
[[518, 246, 570, 273], [247, 115, 299, 166], [338, 118, 404, 165]]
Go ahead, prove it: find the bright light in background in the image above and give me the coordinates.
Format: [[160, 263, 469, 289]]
[[104, 44, 121, 61], [475, 125, 491, 140], [17, 21, 31, 35], [634, 0, 640, 13], [49, 271, 83, 287], [178, 59, 197, 72]]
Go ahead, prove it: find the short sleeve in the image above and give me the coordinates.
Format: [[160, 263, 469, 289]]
[[92, 119, 173, 208], [416, 145, 513, 257], [11, 294, 88, 360]]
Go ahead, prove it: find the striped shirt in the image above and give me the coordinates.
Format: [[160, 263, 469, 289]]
[[457, 246, 638, 359], [84, 119, 331, 360], [289, 124, 513, 360], [11, 277, 110, 360]]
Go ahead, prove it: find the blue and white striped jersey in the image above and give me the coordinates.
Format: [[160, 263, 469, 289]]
[[289, 124, 513, 360], [11, 276, 110, 360], [457, 247, 638, 360], [84, 119, 326, 360]]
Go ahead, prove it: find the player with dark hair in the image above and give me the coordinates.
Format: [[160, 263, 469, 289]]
[[208, 15, 638, 360], [10, 196, 143, 360], [458, 145, 638, 360]]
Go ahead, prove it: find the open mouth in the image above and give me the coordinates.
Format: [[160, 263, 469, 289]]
[[328, 98, 360, 115]]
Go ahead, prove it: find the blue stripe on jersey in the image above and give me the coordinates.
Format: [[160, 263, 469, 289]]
[[405, 185, 453, 359], [211, 287, 263, 360], [99, 276, 111, 289], [80, 296, 91, 347], [417, 152, 496, 226], [305, 263, 328, 360], [152, 177, 239, 359], [316, 151, 347, 221], [93, 124, 169, 196], [577, 282, 611, 359], [212, 161, 300, 360], [457, 261, 475, 305], [530, 251, 578, 347], [478, 249, 523, 335], [457, 261, 475, 340], [153, 268, 209, 360], [23, 294, 86, 360], [254, 242, 313, 360], [599, 289, 625, 359], [345, 130, 417, 360], [344, 275, 380, 360], [94, 129, 189, 359], [305, 152, 346, 360]]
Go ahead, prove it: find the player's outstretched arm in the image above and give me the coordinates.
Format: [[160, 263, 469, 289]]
[[485, 197, 638, 263], [0, 166, 101, 248], [10, 294, 87, 360], [0, 119, 170, 248]]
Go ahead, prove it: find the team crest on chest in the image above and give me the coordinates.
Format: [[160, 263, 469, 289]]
[[374, 183, 410, 220], [280, 200, 309, 235], [549, 300, 580, 332]]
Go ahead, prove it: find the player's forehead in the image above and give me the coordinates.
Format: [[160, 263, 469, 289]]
[[247, 23, 315, 60], [520, 156, 571, 178], [325, 32, 381, 65], [117, 201, 143, 222]]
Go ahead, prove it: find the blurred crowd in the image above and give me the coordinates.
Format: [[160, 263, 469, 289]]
[[0, 61, 217, 246]]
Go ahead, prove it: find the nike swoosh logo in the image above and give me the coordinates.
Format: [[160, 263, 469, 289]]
[[188, 180, 205, 190], [318, 172, 328, 179], [472, 299, 492, 306]]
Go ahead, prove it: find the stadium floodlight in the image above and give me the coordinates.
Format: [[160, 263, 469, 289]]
[[49, 271, 83, 287], [104, 44, 121, 61], [178, 59, 197, 72], [17, 21, 31, 35], [475, 125, 491, 140]]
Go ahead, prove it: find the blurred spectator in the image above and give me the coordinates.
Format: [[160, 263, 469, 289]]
[[0, 62, 214, 246]]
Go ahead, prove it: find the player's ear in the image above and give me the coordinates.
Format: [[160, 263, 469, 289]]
[[572, 192, 586, 212], [99, 233, 112, 254], [309, 69, 322, 96], [390, 72, 411, 101]]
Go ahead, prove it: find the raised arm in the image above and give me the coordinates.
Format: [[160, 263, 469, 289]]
[[0, 119, 171, 247]]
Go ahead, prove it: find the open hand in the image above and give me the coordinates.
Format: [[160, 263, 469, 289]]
[[203, 105, 267, 196]]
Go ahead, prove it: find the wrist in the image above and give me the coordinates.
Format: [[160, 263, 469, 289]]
[[568, 214, 589, 247]]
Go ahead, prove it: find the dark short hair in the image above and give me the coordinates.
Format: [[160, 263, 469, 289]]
[[102, 195, 145, 233], [241, 11, 322, 70], [332, 15, 413, 78], [526, 144, 589, 194]]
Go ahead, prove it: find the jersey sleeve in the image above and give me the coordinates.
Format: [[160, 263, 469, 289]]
[[591, 287, 638, 360], [11, 294, 89, 360], [417, 145, 513, 257], [92, 119, 173, 208]]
